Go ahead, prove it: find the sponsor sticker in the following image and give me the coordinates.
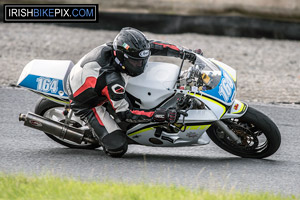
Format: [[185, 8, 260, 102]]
[[154, 114, 165, 119], [234, 103, 239, 110], [186, 132, 198, 138], [139, 50, 150, 58], [29, 120, 42, 127]]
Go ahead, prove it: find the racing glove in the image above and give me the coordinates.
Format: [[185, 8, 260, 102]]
[[166, 108, 179, 124], [152, 108, 179, 123], [193, 48, 203, 56], [180, 49, 203, 64]]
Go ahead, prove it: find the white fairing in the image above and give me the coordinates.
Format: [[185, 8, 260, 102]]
[[177, 110, 218, 123], [17, 59, 73, 99], [126, 62, 179, 109], [17, 59, 73, 85]]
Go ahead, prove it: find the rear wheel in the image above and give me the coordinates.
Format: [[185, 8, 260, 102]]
[[207, 106, 281, 159], [34, 98, 100, 149]]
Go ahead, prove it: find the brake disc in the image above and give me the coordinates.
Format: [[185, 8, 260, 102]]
[[229, 123, 259, 151]]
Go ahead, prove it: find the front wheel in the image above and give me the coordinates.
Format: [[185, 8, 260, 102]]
[[35, 98, 100, 149], [207, 106, 281, 159]]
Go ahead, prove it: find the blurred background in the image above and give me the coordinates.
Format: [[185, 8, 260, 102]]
[[1, 0, 300, 40], [0, 0, 300, 103]]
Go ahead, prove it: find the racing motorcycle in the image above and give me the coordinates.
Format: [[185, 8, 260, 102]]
[[17, 52, 281, 158]]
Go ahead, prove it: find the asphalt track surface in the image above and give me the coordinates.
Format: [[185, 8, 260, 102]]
[[0, 87, 300, 195]]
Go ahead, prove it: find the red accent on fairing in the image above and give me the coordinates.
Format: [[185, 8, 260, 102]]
[[152, 42, 180, 51], [130, 110, 154, 118], [92, 108, 104, 126], [101, 86, 116, 110], [114, 51, 116, 56], [73, 77, 97, 98]]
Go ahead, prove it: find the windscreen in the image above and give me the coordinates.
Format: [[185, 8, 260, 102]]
[[179, 55, 221, 92]]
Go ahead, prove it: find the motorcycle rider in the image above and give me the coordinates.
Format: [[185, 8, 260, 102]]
[[66, 27, 202, 157]]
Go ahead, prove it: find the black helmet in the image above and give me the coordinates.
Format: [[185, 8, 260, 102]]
[[113, 27, 150, 77]]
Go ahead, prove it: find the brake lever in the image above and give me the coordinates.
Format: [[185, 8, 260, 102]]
[[178, 110, 188, 117], [177, 110, 189, 132]]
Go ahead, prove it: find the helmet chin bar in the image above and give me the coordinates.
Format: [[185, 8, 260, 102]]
[[114, 50, 147, 77]]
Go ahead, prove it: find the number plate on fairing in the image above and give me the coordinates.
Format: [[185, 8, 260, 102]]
[[201, 68, 236, 106], [20, 74, 66, 97], [17, 59, 74, 98]]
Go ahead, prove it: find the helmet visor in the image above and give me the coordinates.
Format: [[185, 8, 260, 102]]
[[123, 53, 150, 77], [127, 57, 144, 68]]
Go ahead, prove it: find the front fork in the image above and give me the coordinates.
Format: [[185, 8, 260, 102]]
[[215, 99, 248, 144], [213, 120, 242, 144]]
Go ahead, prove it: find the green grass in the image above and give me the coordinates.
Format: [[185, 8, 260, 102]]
[[0, 174, 297, 200]]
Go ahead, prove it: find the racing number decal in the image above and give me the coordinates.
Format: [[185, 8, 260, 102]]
[[36, 77, 59, 93], [218, 73, 234, 102]]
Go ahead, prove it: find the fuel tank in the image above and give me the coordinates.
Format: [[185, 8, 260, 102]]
[[126, 62, 179, 109]]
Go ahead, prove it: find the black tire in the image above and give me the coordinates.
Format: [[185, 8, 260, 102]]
[[207, 106, 281, 159], [34, 97, 100, 149]]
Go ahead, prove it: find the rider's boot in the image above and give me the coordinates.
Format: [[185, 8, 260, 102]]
[[101, 130, 128, 158], [84, 109, 128, 157]]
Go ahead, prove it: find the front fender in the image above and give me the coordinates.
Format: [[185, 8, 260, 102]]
[[221, 99, 248, 119]]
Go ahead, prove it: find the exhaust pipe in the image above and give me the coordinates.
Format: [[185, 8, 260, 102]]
[[19, 112, 98, 144]]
